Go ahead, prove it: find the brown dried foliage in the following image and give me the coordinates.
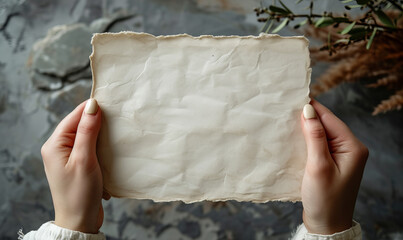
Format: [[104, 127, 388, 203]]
[[306, 13, 403, 115], [373, 89, 403, 115]]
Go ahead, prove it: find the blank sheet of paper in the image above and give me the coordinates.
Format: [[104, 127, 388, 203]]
[[90, 32, 311, 203]]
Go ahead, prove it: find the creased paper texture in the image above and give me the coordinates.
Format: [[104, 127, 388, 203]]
[[90, 32, 311, 203]]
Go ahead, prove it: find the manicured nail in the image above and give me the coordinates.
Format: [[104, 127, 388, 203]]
[[303, 104, 317, 119], [85, 99, 98, 115]]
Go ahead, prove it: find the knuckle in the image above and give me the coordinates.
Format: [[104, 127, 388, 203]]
[[40, 141, 55, 167], [40, 142, 50, 160], [40, 144, 47, 158], [70, 149, 86, 162], [309, 126, 326, 139], [307, 159, 335, 179], [355, 143, 369, 163], [70, 150, 97, 171], [75, 156, 88, 168], [77, 121, 96, 136], [345, 141, 369, 172], [361, 145, 369, 159]]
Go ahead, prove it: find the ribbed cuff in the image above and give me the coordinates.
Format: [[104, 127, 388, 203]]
[[292, 221, 362, 240], [23, 221, 105, 240]]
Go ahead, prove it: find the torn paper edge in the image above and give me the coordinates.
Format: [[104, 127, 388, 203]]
[[89, 32, 312, 203]]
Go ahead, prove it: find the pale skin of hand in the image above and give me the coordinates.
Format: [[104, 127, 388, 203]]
[[41, 98, 368, 235], [41, 99, 110, 234], [300, 100, 369, 235]]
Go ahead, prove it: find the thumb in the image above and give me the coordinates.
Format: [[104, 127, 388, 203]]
[[71, 99, 101, 164], [301, 104, 332, 166]]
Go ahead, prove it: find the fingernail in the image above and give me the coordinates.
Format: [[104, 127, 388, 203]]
[[85, 99, 98, 115], [303, 104, 317, 119]]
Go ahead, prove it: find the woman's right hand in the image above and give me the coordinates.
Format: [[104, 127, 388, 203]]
[[300, 100, 368, 235]]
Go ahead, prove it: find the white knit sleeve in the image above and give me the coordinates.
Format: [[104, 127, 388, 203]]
[[21, 221, 106, 240], [291, 221, 362, 240]]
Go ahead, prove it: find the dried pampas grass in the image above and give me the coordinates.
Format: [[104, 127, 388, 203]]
[[373, 89, 403, 115], [306, 13, 403, 115]]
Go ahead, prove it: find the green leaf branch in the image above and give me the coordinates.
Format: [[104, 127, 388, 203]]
[[255, 0, 403, 52]]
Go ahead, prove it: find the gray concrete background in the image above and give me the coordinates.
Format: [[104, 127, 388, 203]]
[[0, 0, 402, 239]]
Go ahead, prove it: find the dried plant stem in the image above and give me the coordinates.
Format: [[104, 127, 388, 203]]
[[373, 89, 403, 115]]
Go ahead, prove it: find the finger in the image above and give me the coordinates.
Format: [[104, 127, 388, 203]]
[[301, 104, 333, 167], [310, 100, 355, 141], [71, 99, 101, 163], [51, 101, 88, 138], [310, 100, 367, 172], [42, 102, 88, 164], [102, 190, 111, 200]]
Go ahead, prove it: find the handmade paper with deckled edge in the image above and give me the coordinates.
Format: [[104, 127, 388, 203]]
[[90, 32, 311, 203]]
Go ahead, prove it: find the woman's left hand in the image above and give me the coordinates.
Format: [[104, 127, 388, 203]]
[[41, 99, 109, 233]]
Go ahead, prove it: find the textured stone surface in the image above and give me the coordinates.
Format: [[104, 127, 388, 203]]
[[31, 24, 92, 77], [196, 0, 260, 13], [46, 80, 92, 118], [28, 11, 138, 90], [0, 0, 402, 239]]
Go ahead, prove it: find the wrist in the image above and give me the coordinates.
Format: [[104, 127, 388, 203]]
[[305, 222, 353, 235], [55, 214, 99, 234], [303, 211, 353, 235]]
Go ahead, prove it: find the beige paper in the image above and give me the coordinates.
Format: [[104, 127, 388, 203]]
[[90, 32, 311, 203]]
